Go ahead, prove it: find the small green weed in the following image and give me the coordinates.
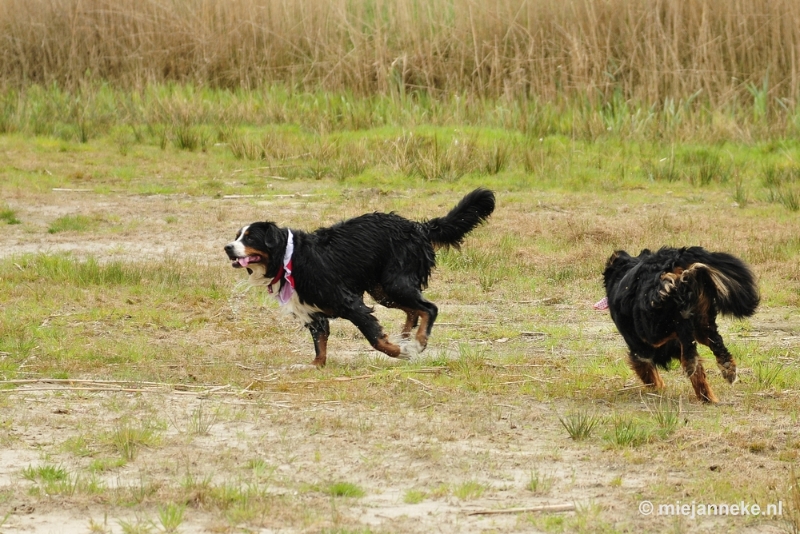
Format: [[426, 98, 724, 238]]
[[326, 481, 365, 498], [48, 214, 98, 233], [0, 206, 20, 225], [107, 420, 161, 461], [22, 464, 68, 483], [526, 469, 555, 494], [558, 410, 601, 441], [753, 361, 786, 389], [453, 480, 486, 500], [117, 517, 155, 534], [173, 124, 209, 151], [403, 488, 427, 504], [88, 457, 127, 472], [188, 402, 219, 436], [605, 416, 652, 447], [645, 397, 682, 438], [157, 503, 185, 533]]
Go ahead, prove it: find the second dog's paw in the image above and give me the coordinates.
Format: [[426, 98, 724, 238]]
[[719, 362, 738, 384]]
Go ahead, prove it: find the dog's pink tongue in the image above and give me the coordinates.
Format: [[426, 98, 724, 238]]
[[238, 256, 259, 267], [593, 297, 609, 310]]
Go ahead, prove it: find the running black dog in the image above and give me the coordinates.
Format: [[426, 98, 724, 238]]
[[225, 188, 495, 366], [602, 246, 759, 403]]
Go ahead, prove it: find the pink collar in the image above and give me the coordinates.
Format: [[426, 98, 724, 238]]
[[267, 230, 295, 305]]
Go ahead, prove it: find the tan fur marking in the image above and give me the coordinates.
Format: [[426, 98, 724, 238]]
[[687, 363, 718, 403], [685, 263, 736, 299], [312, 332, 328, 367], [630, 359, 665, 389], [243, 246, 268, 259], [374, 335, 402, 358], [415, 311, 430, 349], [650, 333, 678, 348]]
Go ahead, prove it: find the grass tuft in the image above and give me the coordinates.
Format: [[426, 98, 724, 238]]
[[0, 206, 20, 225], [48, 214, 97, 233], [558, 411, 601, 441], [605, 416, 653, 448], [403, 488, 427, 504], [106, 421, 161, 461], [452, 480, 487, 500], [326, 481, 365, 498]]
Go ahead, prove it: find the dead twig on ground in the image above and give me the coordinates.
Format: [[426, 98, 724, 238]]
[[467, 503, 576, 516]]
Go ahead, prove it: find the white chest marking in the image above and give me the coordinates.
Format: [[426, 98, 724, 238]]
[[247, 263, 322, 326]]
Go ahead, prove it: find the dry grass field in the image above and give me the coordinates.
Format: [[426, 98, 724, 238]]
[[3, 0, 800, 106]]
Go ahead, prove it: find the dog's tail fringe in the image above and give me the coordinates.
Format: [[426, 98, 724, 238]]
[[680, 247, 760, 318], [425, 188, 496, 249]]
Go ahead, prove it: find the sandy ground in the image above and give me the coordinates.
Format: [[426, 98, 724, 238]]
[[1, 189, 798, 533]]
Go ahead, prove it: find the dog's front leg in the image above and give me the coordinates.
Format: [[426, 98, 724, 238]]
[[701, 324, 738, 385], [678, 325, 718, 403], [308, 316, 330, 367]]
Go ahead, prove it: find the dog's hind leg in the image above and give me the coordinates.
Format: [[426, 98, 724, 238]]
[[308, 316, 330, 367], [678, 325, 718, 403], [399, 308, 420, 339], [339, 301, 405, 359], [367, 286, 420, 340], [629, 354, 665, 390], [380, 285, 438, 356]]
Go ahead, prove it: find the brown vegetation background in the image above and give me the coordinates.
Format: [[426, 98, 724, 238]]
[[2, 0, 800, 103]]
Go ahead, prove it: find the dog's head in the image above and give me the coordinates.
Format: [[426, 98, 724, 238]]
[[224, 222, 287, 277], [603, 248, 653, 289], [603, 249, 640, 288]]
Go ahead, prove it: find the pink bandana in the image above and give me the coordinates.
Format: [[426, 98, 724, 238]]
[[267, 230, 295, 305]]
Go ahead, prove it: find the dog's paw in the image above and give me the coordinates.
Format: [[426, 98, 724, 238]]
[[398, 339, 423, 360], [718, 361, 738, 384], [389, 333, 411, 345]]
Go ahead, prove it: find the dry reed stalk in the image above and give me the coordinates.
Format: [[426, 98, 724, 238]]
[[0, 0, 798, 105]]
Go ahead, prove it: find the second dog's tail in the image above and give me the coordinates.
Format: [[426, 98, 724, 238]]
[[425, 188, 496, 248], [665, 247, 760, 318]]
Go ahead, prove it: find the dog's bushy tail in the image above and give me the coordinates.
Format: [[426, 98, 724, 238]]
[[425, 188, 496, 248], [677, 247, 760, 318]]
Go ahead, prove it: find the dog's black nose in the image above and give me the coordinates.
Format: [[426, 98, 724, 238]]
[[224, 244, 234, 254]]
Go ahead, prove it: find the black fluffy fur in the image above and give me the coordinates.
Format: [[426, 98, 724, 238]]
[[603, 246, 759, 403], [225, 188, 495, 366]]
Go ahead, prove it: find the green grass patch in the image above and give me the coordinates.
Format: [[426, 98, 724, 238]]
[[0, 206, 20, 225], [452, 480, 487, 500], [403, 488, 427, 504], [558, 410, 601, 441], [325, 481, 366, 498], [47, 214, 99, 233]]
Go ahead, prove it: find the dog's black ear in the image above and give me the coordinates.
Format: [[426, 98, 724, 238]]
[[262, 223, 288, 278], [262, 222, 286, 250], [606, 250, 625, 267]]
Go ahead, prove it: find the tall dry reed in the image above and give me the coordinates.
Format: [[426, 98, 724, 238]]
[[1, 0, 799, 105]]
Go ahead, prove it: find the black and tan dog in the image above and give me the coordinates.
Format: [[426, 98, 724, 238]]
[[225, 188, 495, 367], [601, 246, 759, 403]]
